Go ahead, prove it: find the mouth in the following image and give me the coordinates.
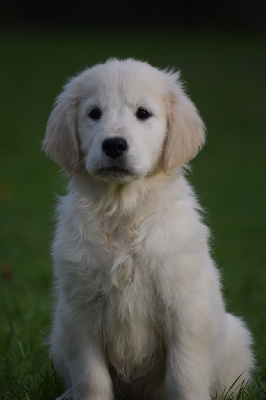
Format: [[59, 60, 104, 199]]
[[95, 166, 136, 182]]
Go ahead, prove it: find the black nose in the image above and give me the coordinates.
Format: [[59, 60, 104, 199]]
[[102, 137, 128, 159]]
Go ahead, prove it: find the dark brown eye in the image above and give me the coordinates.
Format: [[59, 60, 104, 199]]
[[88, 107, 102, 121], [136, 107, 152, 121]]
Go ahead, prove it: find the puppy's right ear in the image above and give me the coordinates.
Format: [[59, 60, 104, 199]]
[[42, 86, 80, 174]]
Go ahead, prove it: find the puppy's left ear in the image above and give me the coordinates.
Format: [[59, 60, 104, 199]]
[[163, 82, 206, 171]]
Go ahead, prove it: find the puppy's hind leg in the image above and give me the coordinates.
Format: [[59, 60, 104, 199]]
[[213, 313, 254, 398]]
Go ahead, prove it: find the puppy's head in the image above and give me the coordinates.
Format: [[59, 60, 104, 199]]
[[43, 58, 205, 181]]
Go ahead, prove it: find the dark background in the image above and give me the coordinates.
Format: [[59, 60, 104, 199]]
[[1, 0, 266, 32]]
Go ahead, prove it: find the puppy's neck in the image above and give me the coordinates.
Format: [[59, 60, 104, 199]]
[[69, 170, 182, 220]]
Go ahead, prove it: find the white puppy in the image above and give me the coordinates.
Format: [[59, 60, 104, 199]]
[[43, 58, 254, 400]]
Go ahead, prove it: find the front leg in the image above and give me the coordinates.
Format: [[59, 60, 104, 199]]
[[70, 338, 113, 400], [164, 306, 213, 400], [51, 306, 113, 400]]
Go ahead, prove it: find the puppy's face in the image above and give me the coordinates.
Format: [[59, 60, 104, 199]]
[[77, 66, 168, 182], [43, 59, 205, 180]]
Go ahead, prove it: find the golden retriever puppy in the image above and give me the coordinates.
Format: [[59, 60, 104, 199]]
[[43, 58, 254, 400]]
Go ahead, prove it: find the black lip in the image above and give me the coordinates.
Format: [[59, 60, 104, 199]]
[[98, 166, 134, 177], [94, 166, 136, 182], [102, 166, 130, 173]]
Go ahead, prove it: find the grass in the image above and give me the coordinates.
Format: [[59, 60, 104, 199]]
[[0, 28, 265, 399]]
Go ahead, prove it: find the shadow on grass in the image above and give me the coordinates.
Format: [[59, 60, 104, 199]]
[[0, 361, 64, 400]]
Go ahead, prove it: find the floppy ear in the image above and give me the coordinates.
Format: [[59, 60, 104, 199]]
[[163, 83, 206, 171], [42, 87, 80, 174]]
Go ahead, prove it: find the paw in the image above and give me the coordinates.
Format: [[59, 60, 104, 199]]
[[56, 390, 73, 400]]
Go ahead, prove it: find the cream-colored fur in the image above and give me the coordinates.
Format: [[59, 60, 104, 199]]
[[43, 58, 254, 400]]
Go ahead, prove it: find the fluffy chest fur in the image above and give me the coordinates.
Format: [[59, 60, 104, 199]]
[[52, 173, 204, 377]]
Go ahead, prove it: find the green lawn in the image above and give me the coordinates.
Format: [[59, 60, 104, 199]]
[[0, 29, 265, 399]]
